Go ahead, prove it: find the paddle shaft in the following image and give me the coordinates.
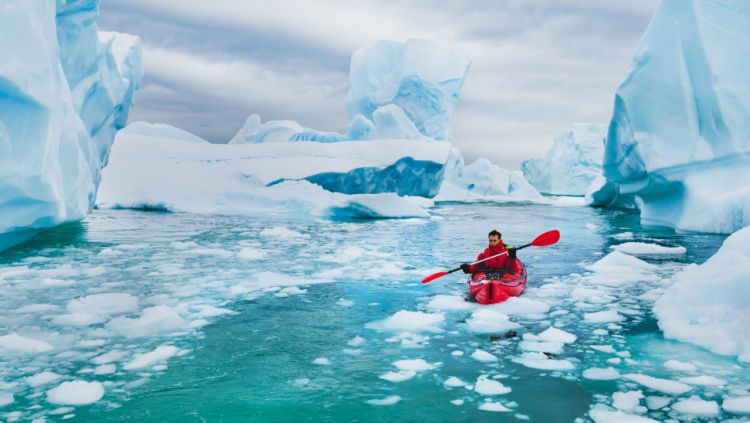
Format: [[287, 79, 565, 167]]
[[444, 242, 530, 275]]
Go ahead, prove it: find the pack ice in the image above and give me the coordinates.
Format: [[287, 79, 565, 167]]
[[522, 124, 605, 196], [587, 0, 750, 234], [0, 1, 142, 251]]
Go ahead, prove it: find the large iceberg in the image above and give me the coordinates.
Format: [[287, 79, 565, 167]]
[[654, 225, 750, 363], [0, 1, 142, 251], [588, 0, 750, 234], [348, 39, 471, 141], [522, 124, 605, 196], [97, 126, 448, 218]]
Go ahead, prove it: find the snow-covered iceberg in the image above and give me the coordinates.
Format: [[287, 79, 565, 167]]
[[0, 1, 142, 251], [97, 127, 448, 218], [588, 0, 750, 234], [437, 148, 541, 201], [348, 39, 471, 141], [522, 124, 605, 196], [654, 225, 750, 363]]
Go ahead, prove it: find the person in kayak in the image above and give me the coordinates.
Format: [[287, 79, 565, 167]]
[[460, 230, 517, 274]]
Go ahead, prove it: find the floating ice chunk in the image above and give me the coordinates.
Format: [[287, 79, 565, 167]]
[[94, 365, 116, 375], [583, 367, 620, 380], [589, 404, 658, 423], [366, 395, 401, 406], [92, 350, 127, 365], [379, 370, 416, 382], [443, 377, 468, 387], [237, 248, 267, 260], [672, 396, 720, 417], [488, 297, 550, 316], [0, 333, 54, 354], [260, 227, 308, 240], [426, 295, 477, 311], [519, 341, 564, 355], [12, 304, 61, 314], [623, 374, 692, 395], [393, 359, 436, 372], [474, 375, 511, 395], [591, 345, 616, 354], [451, 350, 464, 357], [584, 310, 625, 324], [645, 396, 670, 410], [450, 399, 464, 406], [513, 352, 574, 371], [123, 345, 181, 370], [0, 393, 13, 407], [723, 397, 750, 415], [192, 305, 237, 318], [537, 327, 577, 344], [678, 375, 726, 386], [312, 358, 332, 366], [612, 391, 645, 413], [52, 313, 107, 327], [46, 381, 104, 405], [610, 242, 686, 255], [478, 401, 511, 412], [372, 310, 445, 333], [466, 309, 519, 334], [106, 305, 188, 338], [663, 360, 696, 372], [470, 349, 498, 363], [347, 336, 366, 347], [67, 293, 139, 316], [26, 372, 61, 387]]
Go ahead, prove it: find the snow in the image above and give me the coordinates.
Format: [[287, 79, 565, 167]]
[[478, 402, 512, 412], [723, 397, 750, 415], [470, 349, 498, 363], [46, 381, 104, 405], [654, 225, 750, 362], [623, 374, 692, 395], [588, 0, 750, 234], [522, 123, 606, 195], [474, 375, 511, 395], [366, 395, 401, 406], [582, 367, 620, 380], [466, 309, 520, 334], [123, 345, 181, 370], [0, 1, 141, 252], [436, 148, 542, 202], [672, 396, 720, 417], [348, 38, 471, 141], [0, 333, 54, 354]]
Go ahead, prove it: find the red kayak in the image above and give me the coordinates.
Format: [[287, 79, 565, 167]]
[[467, 259, 526, 304]]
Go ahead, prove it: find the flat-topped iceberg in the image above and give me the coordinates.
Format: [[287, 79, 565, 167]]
[[97, 127, 448, 218], [522, 124, 605, 196], [588, 0, 750, 234], [0, 1, 142, 251]]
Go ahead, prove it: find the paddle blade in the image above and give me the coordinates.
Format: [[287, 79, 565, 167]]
[[422, 271, 449, 284], [530, 229, 560, 247]]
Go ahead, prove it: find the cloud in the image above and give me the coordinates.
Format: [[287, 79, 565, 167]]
[[99, 0, 659, 168]]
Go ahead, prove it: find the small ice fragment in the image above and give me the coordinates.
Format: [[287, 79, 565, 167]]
[[312, 358, 331, 366], [582, 367, 620, 380], [379, 370, 416, 382], [478, 401, 511, 412], [393, 359, 435, 372], [366, 395, 401, 406], [663, 360, 696, 372], [623, 374, 692, 395], [672, 396, 720, 417], [26, 372, 61, 387], [123, 345, 181, 370], [537, 327, 577, 343], [94, 364, 116, 375], [723, 397, 750, 415], [470, 349, 498, 363], [444, 377, 468, 387], [474, 375, 511, 395], [347, 336, 366, 347], [46, 381, 104, 405], [678, 375, 725, 386], [450, 399, 464, 406], [590, 345, 616, 354], [451, 350, 464, 357]]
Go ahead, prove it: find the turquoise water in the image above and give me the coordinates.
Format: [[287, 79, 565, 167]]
[[1, 202, 745, 422]]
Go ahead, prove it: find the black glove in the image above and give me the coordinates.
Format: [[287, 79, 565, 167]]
[[507, 248, 517, 259], [460, 263, 471, 274]]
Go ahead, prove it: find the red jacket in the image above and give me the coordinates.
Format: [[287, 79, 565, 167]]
[[469, 243, 513, 273]]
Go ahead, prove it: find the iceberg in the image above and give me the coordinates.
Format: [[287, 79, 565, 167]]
[[653, 225, 750, 363], [96, 128, 448, 218], [588, 0, 750, 234], [347, 39, 471, 141], [522, 124, 606, 196], [436, 148, 542, 201], [0, 1, 142, 251], [229, 114, 307, 144]]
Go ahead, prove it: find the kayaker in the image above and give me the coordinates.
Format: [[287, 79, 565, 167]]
[[460, 230, 517, 274]]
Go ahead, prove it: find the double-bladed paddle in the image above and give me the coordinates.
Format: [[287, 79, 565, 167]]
[[421, 229, 560, 284]]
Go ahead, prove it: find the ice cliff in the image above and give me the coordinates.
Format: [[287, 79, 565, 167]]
[[522, 124, 605, 196], [588, 0, 750, 234], [0, 1, 142, 250]]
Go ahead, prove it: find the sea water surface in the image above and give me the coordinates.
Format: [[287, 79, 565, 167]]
[[0, 202, 746, 422]]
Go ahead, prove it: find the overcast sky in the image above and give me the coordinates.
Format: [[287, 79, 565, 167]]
[[99, 0, 659, 169]]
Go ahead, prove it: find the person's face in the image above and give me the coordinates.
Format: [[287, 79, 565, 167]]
[[488, 235, 501, 246]]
